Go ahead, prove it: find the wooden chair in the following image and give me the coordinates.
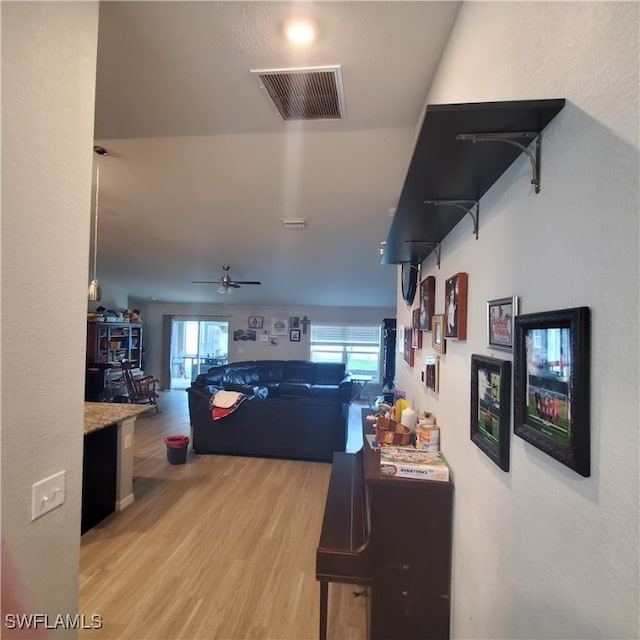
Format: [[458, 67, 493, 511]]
[[121, 362, 160, 412]]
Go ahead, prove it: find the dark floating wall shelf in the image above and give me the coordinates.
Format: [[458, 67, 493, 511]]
[[382, 98, 566, 266]]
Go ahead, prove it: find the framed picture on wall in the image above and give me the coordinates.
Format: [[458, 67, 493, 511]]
[[419, 276, 436, 331], [470, 354, 511, 472], [514, 307, 591, 477], [289, 316, 300, 329], [248, 316, 263, 329], [403, 327, 414, 366], [444, 272, 468, 340], [425, 355, 439, 392], [487, 297, 518, 351], [412, 308, 423, 349], [431, 315, 446, 354], [289, 329, 301, 342]]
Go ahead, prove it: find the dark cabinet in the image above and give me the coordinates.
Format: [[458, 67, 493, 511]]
[[82, 424, 117, 534]]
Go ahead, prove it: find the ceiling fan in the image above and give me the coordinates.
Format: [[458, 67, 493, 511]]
[[192, 265, 262, 294]]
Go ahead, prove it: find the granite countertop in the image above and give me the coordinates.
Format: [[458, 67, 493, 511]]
[[84, 402, 152, 435]]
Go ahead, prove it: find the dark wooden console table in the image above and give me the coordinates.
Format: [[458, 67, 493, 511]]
[[316, 409, 454, 639]]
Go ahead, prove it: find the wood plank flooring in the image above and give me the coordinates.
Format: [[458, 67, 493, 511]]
[[79, 390, 367, 640]]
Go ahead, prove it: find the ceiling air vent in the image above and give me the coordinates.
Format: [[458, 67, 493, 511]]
[[251, 66, 345, 121], [281, 218, 307, 230]]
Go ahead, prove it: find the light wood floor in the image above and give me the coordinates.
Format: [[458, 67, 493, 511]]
[[79, 390, 367, 640]]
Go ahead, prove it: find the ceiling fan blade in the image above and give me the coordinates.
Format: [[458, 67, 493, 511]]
[[232, 281, 262, 285], [228, 282, 241, 288]]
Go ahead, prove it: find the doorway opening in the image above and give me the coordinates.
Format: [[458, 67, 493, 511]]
[[170, 318, 229, 389]]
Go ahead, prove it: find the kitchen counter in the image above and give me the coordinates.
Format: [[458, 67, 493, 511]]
[[84, 401, 151, 435], [83, 402, 153, 524]]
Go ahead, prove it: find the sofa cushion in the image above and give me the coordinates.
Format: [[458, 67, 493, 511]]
[[255, 360, 286, 383], [224, 363, 259, 385], [309, 384, 342, 401], [284, 361, 314, 383], [278, 382, 311, 397], [314, 362, 346, 385]]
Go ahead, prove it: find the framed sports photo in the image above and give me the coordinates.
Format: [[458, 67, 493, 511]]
[[470, 354, 511, 472], [487, 296, 518, 351], [514, 307, 590, 477]]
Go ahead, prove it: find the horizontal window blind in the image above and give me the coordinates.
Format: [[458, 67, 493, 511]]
[[311, 324, 381, 344]]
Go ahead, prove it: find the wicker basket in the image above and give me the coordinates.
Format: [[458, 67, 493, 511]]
[[375, 416, 412, 446]]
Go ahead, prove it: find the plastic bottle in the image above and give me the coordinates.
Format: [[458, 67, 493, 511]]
[[400, 406, 417, 431]]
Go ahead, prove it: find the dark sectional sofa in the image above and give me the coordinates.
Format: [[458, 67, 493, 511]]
[[187, 360, 352, 462]]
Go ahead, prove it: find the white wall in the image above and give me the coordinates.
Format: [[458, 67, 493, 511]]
[[1, 1, 99, 636], [394, 3, 639, 639], [135, 301, 395, 385]]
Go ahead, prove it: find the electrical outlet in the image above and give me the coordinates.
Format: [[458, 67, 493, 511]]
[[31, 471, 65, 521]]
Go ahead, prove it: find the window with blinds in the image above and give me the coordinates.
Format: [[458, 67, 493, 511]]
[[310, 323, 382, 381]]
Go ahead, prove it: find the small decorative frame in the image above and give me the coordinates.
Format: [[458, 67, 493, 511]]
[[248, 316, 263, 329], [403, 327, 415, 366], [431, 315, 446, 354], [487, 297, 518, 351], [425, 355, 439, 392], [444, 272, 468, 340], [271, 318, 288, 335], [514, 307, 590, 477], [470, 354, 511, 472], [289, 328, 301, 342], [412, 309, 423, 349], [289, 316, 300, 329], [419, 276, 436, 331]]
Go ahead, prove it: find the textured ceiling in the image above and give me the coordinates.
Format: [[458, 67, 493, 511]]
[[92, 1, 461, 307]]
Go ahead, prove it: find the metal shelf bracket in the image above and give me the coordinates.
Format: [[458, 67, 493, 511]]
[[455, 131, 542, 193], [424, 199, 480, 239], [404, 240, 442, 269]]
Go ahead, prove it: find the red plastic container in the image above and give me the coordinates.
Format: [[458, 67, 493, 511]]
[[164, 435, 189, 464]]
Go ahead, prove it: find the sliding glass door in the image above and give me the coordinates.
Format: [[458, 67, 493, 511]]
[[170, 318, 229, 389]]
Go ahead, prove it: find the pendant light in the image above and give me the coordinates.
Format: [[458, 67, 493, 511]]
[[88, 145, 107, 301]]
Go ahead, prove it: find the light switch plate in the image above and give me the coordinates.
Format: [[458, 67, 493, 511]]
[[31, 471, 65, 521]]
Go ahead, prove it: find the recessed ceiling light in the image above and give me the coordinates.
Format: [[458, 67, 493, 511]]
[[285, 19, 315, 46]]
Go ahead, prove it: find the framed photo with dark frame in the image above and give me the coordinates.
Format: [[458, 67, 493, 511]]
[[487, 296, 518, 351], [289, 328, 301, 342], [419, 276, 435, 331], [470, 354, 511, 472], [403, 327, 415, 366], [248, 316, 263, 329], [425, 355, 439, 392], [412, 308, 422, 348], [431, 315, 446, 354], [444, 272, 468, 340], [514, 307, 590, 477]]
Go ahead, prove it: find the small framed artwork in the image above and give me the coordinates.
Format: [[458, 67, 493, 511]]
[[412, 308, 423, 349], [487, 297, 518, 351], [397, 325, 404, 353], [444, 272, 468, 340], [403, 327, 415, 366], [514, 307, 590, 477], [289, 329, 301, 342], [431, 315, 446, 354], [289, 316, 300, 329], [470, 354, 511, 472], [425, 355, 439, 392], [271, 318, 288, 335], [419, 276, 436, 331], [248, 316, 263, 329]]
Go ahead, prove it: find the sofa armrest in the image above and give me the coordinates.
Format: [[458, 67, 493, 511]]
[[338, 374, 353, 403]]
